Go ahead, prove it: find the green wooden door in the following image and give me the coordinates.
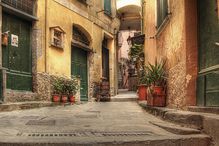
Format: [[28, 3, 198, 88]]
[[197, 0, 219, 106], [71, 47, 88, 101], [102, 47, 109, 80], [2, 13, 32, 91]]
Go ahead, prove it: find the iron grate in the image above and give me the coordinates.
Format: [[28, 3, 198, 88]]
[[18, 131, 156, 137]]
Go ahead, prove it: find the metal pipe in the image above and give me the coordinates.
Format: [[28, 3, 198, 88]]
[[45, 0, 48, 72]]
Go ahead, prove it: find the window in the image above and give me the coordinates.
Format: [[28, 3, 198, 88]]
[[104, 0, 112, 16], [156, 0, 168, 28], [2, 0, 35, 15], [50, 26, 65, 49], [73, 27, 90, 46]]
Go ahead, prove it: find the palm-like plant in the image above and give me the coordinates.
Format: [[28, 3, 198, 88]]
[[146, 60, 166, 87]]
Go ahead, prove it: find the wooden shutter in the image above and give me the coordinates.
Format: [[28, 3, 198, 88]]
[[157, 0, 168, 28], [104, 0, 112, 15]]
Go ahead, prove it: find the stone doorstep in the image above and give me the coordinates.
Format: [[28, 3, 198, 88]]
[[110, 97, 137, 102], [138, 102, 219, 146], [149, 121, 201, 135], [0, 102, 64, 112], [188, 106, 219, 115], [138, 102, 203, 129]]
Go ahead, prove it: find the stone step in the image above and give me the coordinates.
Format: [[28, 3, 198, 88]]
[[139, 101, 219, 146], [0, 101, 63, 112], [110, 97, 137, 102], [149, 121, 201, 135], [111, 91, 138, 102], [188, 106, 219, 115], [0, 134, 211, 146]]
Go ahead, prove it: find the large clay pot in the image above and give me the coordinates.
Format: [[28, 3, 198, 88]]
[[69, 95, 75, 103], [153, 86, 164, 95], [147, 86, 166, 107], [138, 85, 148, 101], [61, 95, 68, 103], [52, 94, 60, 102]]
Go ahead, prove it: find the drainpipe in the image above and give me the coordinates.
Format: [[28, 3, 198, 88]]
[[141, 0, 145, 34], [45, 0, 48, 73]]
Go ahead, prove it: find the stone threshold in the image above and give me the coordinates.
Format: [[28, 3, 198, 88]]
[[188, 106, 219, 115], [0, 101, 71, 112], [138, 101, 219, 146]]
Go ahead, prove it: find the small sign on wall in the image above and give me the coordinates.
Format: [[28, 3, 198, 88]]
[[11, 34, 18, 47]]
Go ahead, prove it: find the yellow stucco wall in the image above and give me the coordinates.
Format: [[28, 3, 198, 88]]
[[143, 0, 191, 109], [36, 0, 120, 97]]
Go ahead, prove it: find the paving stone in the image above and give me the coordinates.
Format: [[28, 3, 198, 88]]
[[0, 96, 212, 145]]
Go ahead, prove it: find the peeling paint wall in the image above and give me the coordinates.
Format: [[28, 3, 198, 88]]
[[34, 0, 120, 101], [143, 0, 198, 109]]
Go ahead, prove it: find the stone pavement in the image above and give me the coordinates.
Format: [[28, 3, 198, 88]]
[[0, 100, 211, 146], [111, 90, 138, 102]]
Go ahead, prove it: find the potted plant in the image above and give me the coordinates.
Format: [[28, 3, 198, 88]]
[[52, 78, 62, 102], [146, 60, 167, 107], [60, 77, 68, 103], [66, 77, 79, 103], [129, 44, 148, 99], [137, 68, 150, 101]]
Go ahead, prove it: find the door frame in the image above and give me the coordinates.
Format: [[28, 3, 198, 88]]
[[2, 12, 33, 91], [0, 5, 38, 101], [71, 45, 89, 101], [196, 0, 219, 106]]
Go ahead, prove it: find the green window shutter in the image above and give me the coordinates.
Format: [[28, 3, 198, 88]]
[[104, 0, 112, 15], [157, 0, 168, 28]]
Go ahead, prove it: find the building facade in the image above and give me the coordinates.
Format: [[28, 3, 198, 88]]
[[143, 0, 219, 109], [0, 0, 120, 102]]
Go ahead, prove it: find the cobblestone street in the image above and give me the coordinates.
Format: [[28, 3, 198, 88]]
[[0, 93, 211, 146]]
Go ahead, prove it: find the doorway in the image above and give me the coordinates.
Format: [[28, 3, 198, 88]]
[[197, 0, 219, 106]]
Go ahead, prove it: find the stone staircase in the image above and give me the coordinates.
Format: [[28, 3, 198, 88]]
[[111, 89, 138, 102], [139, 102, 219, 146]]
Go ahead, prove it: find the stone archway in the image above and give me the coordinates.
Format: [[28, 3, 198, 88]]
[[116, 0, 142, 91]]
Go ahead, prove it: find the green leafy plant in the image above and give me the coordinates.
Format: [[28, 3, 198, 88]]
[[65, 76, 79, 96], [129, 44, 145, 72], [146, 60, 166, 86], [138, 67, 151, 86], [52, 78, 63, 94], [129, 44, 145, 85], [52, 76, 79, 95]]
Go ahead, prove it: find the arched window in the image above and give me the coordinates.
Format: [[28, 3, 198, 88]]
[[73, 27, 90, 46]]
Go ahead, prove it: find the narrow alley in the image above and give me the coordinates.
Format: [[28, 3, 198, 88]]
[[0, 0, 219, 145], [0, 92, 211, 146]]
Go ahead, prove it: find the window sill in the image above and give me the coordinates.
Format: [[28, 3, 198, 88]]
[[155, 13, 172, 38], [50, 43, 64, 50], [104, 12, 113, 19]]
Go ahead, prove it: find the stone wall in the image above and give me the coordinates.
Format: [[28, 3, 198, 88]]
[[4, 72, 80, 103], [143, 0, 198, 109], [156, 0, 187, 109]]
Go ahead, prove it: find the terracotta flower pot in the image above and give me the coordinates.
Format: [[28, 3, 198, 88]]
[[69, 95, 75, 103], [52, 94, 61, 102], [153, 86, 164, 95], [147, 86, 166, 107], [138, 84, 148, 101], [61, 95, 68, 103]]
